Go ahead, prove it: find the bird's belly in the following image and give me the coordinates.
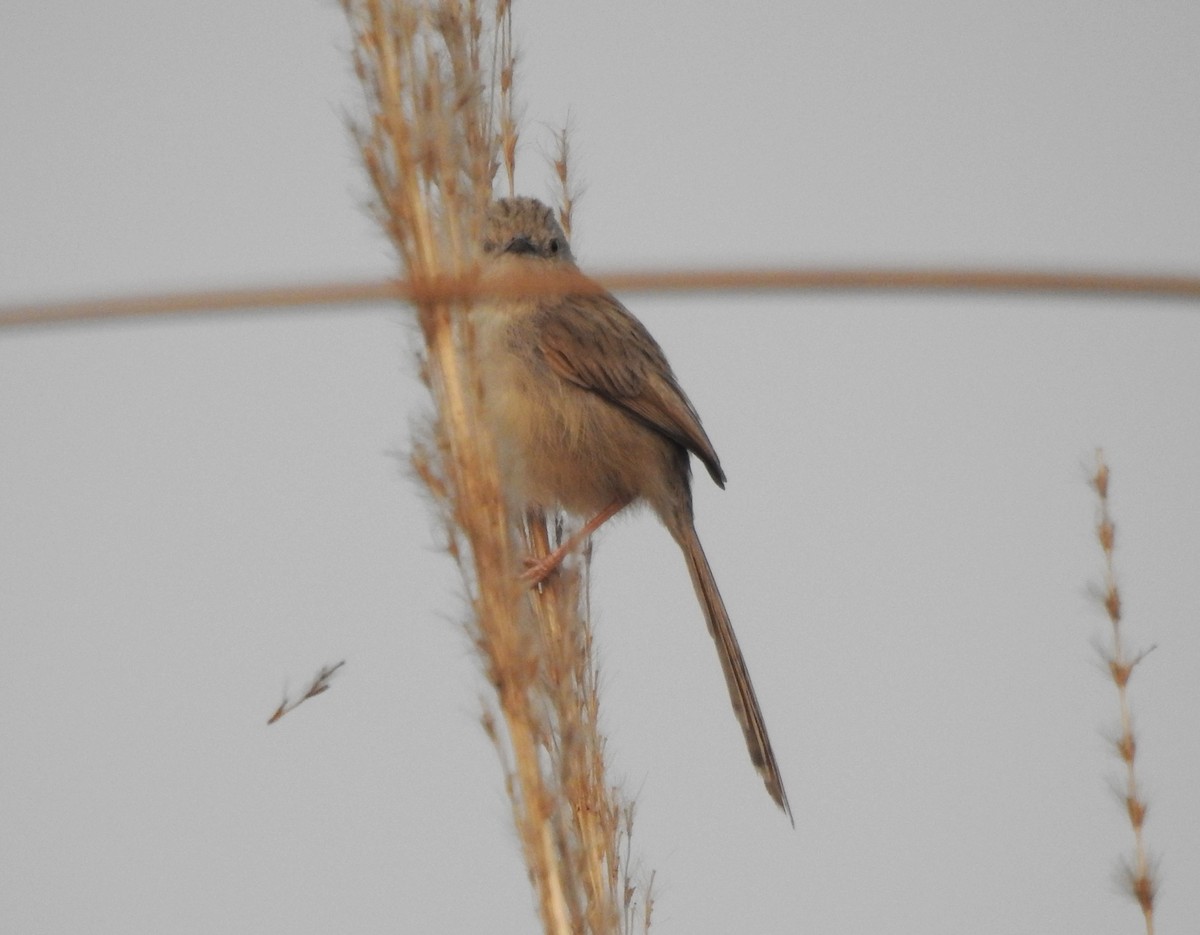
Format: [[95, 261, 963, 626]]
[[484, 359, 673, 518]]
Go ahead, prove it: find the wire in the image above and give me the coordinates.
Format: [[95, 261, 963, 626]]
[[3, 267, 1199, 329]]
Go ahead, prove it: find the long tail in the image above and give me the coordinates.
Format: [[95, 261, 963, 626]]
[[676, 519, 792, 823]]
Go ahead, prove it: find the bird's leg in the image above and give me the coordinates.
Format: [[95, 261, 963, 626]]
[[521, 497, 629, 585]]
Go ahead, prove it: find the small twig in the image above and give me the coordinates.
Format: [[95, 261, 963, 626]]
[[267, 660, 347, 725]]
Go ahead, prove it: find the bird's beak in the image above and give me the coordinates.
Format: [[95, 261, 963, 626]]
[[504, 236, 538, 256]]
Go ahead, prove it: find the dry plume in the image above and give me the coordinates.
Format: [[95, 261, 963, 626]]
[[340, 2, 650, 932]]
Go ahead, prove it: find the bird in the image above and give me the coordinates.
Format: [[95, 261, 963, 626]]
[[472, 196, 791, 820]]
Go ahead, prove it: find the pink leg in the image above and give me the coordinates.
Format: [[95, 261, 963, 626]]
[[521, 498, 629, 585]]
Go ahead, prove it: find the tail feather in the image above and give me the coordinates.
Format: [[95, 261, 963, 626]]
[[676, 520, 792, 823]]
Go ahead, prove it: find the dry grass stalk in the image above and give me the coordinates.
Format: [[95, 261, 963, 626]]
[[266, 660, 346, 724], [495, 0, 518, 196], [1091, 451, 1157, 934], [551, 120, 578, 240], [341, 2, 644, 932]]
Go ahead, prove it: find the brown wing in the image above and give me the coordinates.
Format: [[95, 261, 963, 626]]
[[536, 289, 726, 487]]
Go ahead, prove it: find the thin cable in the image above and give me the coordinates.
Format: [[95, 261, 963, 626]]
[[2, 267, 1199, 329]]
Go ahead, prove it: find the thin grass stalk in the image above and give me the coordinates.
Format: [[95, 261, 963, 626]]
[[496, 0, 517, 195], [552, 120, 577, 239], [1091, 451, 1157, 934]]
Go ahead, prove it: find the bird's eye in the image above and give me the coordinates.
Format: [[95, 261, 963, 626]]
[[548, 238, 561, 255]]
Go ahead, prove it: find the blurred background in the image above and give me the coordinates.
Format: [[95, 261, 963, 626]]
[[2, 2, 1198, 932]]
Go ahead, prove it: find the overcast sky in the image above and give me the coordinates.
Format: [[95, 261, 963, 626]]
[[2, 2, 1198, 933]]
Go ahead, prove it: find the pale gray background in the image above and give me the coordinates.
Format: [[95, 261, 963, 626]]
[[2, 2, 1198, 933]]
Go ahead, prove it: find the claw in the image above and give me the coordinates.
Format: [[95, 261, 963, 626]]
[[516, 497, 629, 589], [520, 553, 562, 586]]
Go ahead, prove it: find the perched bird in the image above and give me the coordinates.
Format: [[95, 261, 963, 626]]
[[474, 197, 790, 820]]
